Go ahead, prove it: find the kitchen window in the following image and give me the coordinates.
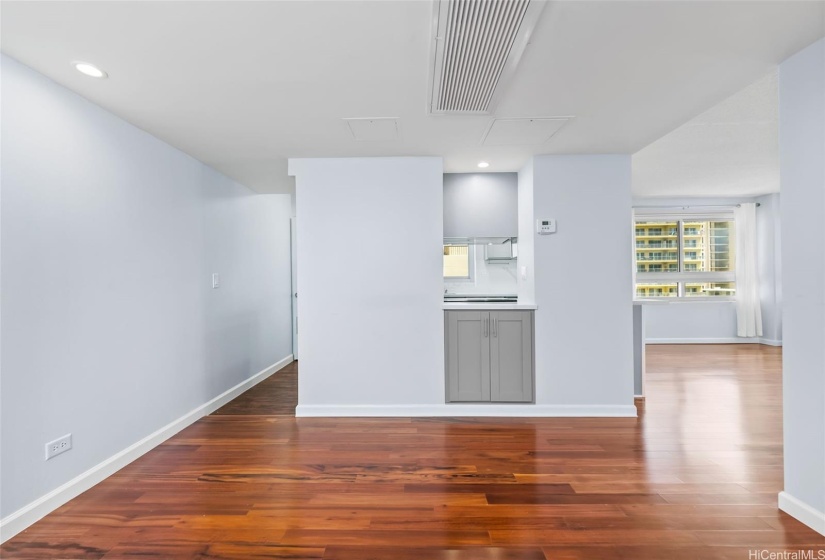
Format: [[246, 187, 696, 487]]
[[443, 244, 472, 279], [634, 217, 735, 299]]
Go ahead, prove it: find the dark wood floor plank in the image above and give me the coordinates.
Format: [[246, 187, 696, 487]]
[[323, 546, 546, 560], [403, 482, 574, 494], [198, 543, 325, 560], [490, 528, 703, 546], [5, 345, 825, 559], [212, 361, 298, 416], [281, 528, 492, 546], [486, 492, 668, 505]]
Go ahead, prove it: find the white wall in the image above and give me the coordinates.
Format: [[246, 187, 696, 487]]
[[0, 56, 293, 523], [633, 195, 782, 345], [517, 160, 536, 303], [778, 37, 825, 533], [527, 155, 635, 412], [292, 155, 633, 417], [642, 301, 739, 342], [290, 157, 445, 412]]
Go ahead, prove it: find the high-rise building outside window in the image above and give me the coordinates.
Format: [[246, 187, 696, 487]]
[[634, 216, 735, 299]]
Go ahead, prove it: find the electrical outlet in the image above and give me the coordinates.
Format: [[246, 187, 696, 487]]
[[45, 434, 72, 460]]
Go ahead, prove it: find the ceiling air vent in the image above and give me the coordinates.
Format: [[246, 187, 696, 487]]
[[428, 0, 546, 115]]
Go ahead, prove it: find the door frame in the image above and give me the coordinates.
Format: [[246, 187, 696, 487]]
[[290, 217, 298, 359]]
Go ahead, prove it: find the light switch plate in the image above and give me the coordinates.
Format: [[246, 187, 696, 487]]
[[212, 273, 220, 289]]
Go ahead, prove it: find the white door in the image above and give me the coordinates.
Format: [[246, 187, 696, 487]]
[[290, 217, 298, 359]]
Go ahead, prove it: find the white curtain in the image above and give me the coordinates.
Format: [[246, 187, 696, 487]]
[[734, 203, 763, 337]]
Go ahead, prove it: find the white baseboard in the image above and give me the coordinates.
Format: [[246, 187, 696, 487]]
[[779, 491, 825, 535], [758, 338, 783, 347], [295, 403, 637, 418], [0, 354, 293, 544], [646, 337, 775, 345]]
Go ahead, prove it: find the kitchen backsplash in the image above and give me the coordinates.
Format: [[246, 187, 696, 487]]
[[444, 244, 518, 295]]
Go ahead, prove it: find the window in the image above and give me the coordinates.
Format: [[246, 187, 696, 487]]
[[684, 282, 736, 297], [634, 217, 736, 299], [636, 282, 678, 298], [443, 245, 472, 279]]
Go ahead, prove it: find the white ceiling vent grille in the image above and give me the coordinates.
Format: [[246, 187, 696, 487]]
[[428, 0, 546, 115]]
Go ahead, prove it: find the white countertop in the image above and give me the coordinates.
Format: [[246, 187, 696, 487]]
[[443, 302, 537, 310]]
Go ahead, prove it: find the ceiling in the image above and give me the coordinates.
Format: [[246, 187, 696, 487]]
[[633, 70, 779, 198], [2, 1, 824, 195]]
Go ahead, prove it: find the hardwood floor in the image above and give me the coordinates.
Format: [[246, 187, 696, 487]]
[[4, 344, 825, 559], [213, 361, 298, 416]]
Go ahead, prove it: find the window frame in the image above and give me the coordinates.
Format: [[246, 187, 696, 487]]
[[443, 243, 475, 281], [633, 211, 736, 302]]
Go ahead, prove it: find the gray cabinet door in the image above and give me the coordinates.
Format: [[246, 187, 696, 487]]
[[446, 311, 491, 402], [490, 311, 534, 402]]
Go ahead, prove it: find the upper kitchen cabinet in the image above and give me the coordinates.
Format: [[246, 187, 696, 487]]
[[443, 173, 518, 239]]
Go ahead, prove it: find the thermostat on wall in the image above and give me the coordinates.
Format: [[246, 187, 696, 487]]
[[537, 218, 556, 234]]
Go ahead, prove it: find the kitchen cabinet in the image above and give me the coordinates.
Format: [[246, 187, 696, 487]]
[[443, 173, 518, 238], [445, 310, 534, 403]]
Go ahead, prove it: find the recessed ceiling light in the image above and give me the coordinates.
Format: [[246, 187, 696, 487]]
[[477, 161, 489, 168], [72, 61, 107, 79]]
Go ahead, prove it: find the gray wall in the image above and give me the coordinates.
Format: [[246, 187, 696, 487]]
[[443, 173, 518, 238], [0, 55, 293, 518], [779, 37, 825, 525]]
